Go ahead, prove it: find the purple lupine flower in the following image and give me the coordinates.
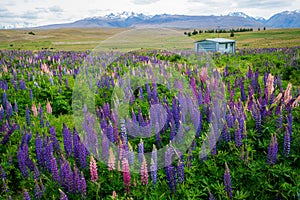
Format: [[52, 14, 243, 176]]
[[150, 158, 157, 185], [50, 154, 59, 182], [138, 139, 144, 163], [80, 172, 87, 196], [209, 190, 216, 200], [35, 133, 44, 168], [59, 189, 68, 200], [275, 105, 282, 129], [19, 79, 26, 90], [14, 100, 18, 113], [34, 181, 42, 199], [102, 132, 109, 161], [23, 189, 31, 200], [234, 120, 242, 147], [17, 147, 29, 178], [267, 134, 278, 165], [50, 126, 60, 152], [287, 111, 292, 138], [283, 127, 290, 157], [224, 162, 232, 198], [73, 165, 80, 193], [1, 123, 18, 145], [176, 156, 184, 183], [221, 121, 231, 143], [79, 142, 87, 169], [0, 105, 4, 122], [240, 80, 246, 102], [2, 92, 7, 108], [44, 139, 53, 172], [127, 143, 135, 165], [25, 105, 30, 127], [165, 165, 176, 194], [63, 123, 73, 158], [73, 128, 80, 161], [33, 164, 40, 180], [209, 125, 217, 156]]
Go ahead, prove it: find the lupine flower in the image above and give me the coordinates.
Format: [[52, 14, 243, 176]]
[[90, 155, 98, 182], [59, 189, 68, 200], [140, 155, 148, 185], [138, 138, 144, 163], [23, 189, 31, 200], [122, 157, 131, 193], [79, 142, 87, 169], [165, 165, 176, 194], [50, 155, 59, 182], [176, 156, 184, 183], [34, 181, 42, 199], [80, 172, 86, 196], [29, 88, 33, 101], [35, 133, 44, 168], [46, 100, 52, 114], [25, 106, 30, 126], [240, 80, 246, 102], [1, 123, 18, 145], [224, 162, 232, 198], [17, 147, 29, 178], [150, 158, 157, 185], [234, 120, 242, 147], [102, 132, 109, 161], [209, 190, 216, 200], [112, 191, 117, 200], [50, 126, 60, 152], [63, 123, 73, 158], [267, 134, 278, 165], [31, 103, 38, 117], [283, 127, 291, 157], [108, 147, 116, 171]]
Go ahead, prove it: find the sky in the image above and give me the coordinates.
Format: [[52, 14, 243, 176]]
[[0, 0, 299, 28]]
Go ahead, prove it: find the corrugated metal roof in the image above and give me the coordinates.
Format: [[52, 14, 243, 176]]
[[194, 38, 235, 43]]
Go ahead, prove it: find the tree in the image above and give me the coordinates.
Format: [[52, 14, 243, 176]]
[[230, 31, 234, 37], [187, 32, 191, 37], [184, 32, 187, 35], [258, 27, 260, 31], [192, 29, 198, 35], [263, 27, 266, 31]]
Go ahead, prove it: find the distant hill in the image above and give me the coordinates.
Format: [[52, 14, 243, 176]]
[[24, 10, 300, 29]]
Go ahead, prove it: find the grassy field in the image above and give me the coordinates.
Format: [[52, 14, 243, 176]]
[[0, 28, 300, 51]]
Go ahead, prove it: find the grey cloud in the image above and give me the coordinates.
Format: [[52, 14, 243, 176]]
[[131, 0, 160, 5]]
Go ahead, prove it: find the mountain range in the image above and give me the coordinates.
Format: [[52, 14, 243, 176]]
[[9, 10, 300, 29]]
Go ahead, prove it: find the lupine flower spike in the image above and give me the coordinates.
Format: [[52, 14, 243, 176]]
[[90, 155, 98, 181]]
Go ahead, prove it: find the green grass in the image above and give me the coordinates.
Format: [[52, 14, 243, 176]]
[[0, 28, 300, 51], [191, 28, 300, 49]]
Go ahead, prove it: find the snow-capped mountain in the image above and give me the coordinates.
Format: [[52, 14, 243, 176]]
[[5, 10, 300, 29], [266, 10, 300, 28], [104, 11, 151, 20]]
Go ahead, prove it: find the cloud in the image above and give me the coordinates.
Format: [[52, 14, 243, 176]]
[[236, 0, 291, 8], [131, 0, 160, 5], [48, 5, 63, 13]]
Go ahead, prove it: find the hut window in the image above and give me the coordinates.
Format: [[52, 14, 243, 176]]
[[225, 43, 228, 48]]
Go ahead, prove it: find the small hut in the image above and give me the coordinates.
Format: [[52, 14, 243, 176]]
[[194, 38, 236, 54]]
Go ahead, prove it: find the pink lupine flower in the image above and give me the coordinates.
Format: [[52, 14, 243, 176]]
[[108, 147, 116, 171], [122, 157, 131, 193], [90, 156, 98, 182], [112, 191, 117, 200], [46, 100, 52, 114], [31, 103, 38, 117], [140, 155, 148, 185]]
